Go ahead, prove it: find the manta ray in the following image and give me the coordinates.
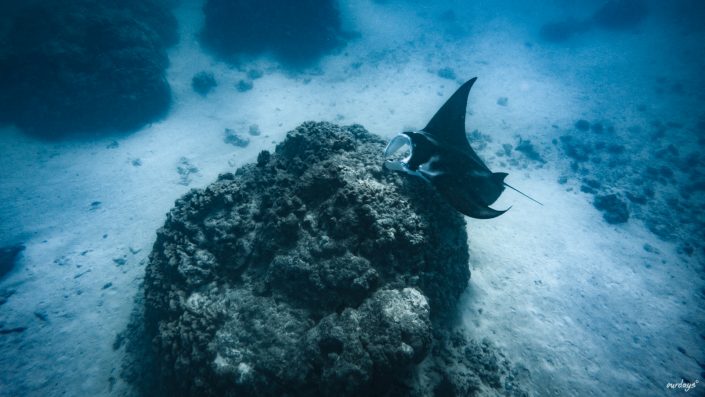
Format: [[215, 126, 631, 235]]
[[384, 78, 541, 219]]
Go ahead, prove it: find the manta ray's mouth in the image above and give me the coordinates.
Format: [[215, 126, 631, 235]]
[[383, 133, 413, 171]]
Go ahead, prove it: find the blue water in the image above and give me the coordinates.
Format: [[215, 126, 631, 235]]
[[1, 0, 704, 396]]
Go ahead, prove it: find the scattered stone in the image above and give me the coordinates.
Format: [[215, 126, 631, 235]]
[[224, 128, 250, 147], [0, 244, 25, 279], [585, 179, 601, 189], [54, 256, 70, 266], [90, 201, 102, 211], [248, 124, 261, 136], [467, 129, 492, 152], [560, 136, 591, 162], [192, 71, 217, 96], [131, 158, 143, 167], [581, 185, 596, 194], [236, 79, 253, 92], [177, 157, 199, 186], [575, 119, 591, 131], [677, 243, 694, 256], [626, 191, 648, 205], [515, 138, 545, 163], [437, 67, 457, 80], [496, 97, 508, 106], [102, 282, 113, 290], [646, 218, 674, 240], [502, 143, 513, 156], [0, 289, 15, 306], [247, 69, 264, 80], [0, 326, 27, 335], [113, 257, 127, 266], [593, 194, 629, 224], [643, 243, 659, 254], [106, 141, 120, 149], [33, 310, 48, 322], [581, 179, 602, 194], [113, 331, 126, 351]]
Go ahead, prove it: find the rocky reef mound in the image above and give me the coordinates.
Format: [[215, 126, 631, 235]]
[[140, 122, 523, 396], [0, 0, 177, 138]]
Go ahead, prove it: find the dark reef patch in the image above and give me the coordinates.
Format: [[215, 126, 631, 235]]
[[538, 0, 647, 42], [592, 0, 648, 31], [0, 0, 177, 138], [575, 119, 591, 132], [223, 128, 249, 147], [191, 71, 217, 96], [200, 0, 348, 67], [236, 79, 254, 92], [437, 67, 457, 80], [126, 122, 524, 396], [553, 118, 705, 255], [0, 244, 25, 279], [593, 194, 629, 224], [539, 20, 590, 42], [515, 139, 545, 164]]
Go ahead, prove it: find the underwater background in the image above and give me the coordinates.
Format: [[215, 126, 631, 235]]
[[1, 0, 704, 395]]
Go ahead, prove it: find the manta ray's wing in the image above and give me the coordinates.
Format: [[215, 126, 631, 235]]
[[429, 171, 509, 219], [422, 78, 476, 150], [421, 78, 489, 172]]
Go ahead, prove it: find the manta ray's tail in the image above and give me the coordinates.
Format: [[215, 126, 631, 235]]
[[504, 183, 543, 206]]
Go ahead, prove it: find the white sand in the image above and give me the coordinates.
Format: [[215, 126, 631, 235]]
[[0, 1, 703, 396]]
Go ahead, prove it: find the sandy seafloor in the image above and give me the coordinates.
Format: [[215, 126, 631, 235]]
[[1, 1, 704, 396]]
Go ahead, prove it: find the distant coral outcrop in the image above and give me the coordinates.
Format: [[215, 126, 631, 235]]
[[0, 0, 178, 138], [200, 0, 348, 67]]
